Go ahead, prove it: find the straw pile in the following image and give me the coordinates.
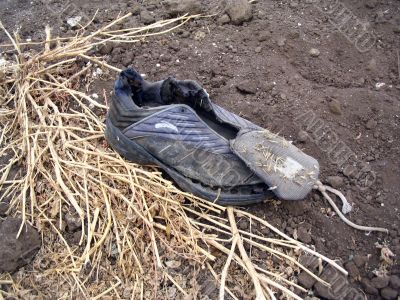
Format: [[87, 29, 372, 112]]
[[0, 13, 347, 299]]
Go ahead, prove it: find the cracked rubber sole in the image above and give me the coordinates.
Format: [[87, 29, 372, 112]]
[[105, 119, 273, 206]]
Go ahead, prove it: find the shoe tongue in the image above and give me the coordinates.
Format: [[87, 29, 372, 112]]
[[230, 130, 320, 200], [160, 78, 213, 111]]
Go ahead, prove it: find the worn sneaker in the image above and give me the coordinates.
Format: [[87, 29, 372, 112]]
[[105, 68, 319, 205]]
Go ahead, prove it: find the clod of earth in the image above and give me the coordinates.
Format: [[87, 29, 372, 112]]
[[224, 0, 253, 25], [0, 217, 41, 273]]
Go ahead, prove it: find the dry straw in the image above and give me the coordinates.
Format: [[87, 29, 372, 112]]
[[0, 13, 347, 299]]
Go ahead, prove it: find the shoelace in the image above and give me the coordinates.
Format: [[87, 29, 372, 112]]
[[313, 180, 388, 233]]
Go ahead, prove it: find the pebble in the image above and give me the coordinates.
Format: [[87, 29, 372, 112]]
[[277, 37, 286, 47], [163, 0, 202, 17], [255, 46, 262, 53], [361, 278, 379, 295], [66, 16, 82, 29], [236, 80, 257, 94], [194, 30, 206, 40], [210, 77, 226, 88], [380, 287, 398, 300], [297, 130, 308, 143], [0, 217, 41, 273], [365, 0, 377, 9], [0, 201, 8, 216], [309, 48, 320, 57], [297, 226, 312, 244], [165, 260, 181, 268], [298, 271, 316, 288], [98, 43, 114, 55], [328, 99, 342, 115], [367, 58, 377, 72], [65, 213, 82, 232], [326, 175, 344, 188], [238, 220, 248, 230], [122, 52, 134, 66], [371, 275, 390, 289], [217, 14, 230, 25], [353, 254, 368, 268], [224, 0, 253, 25], [257, 31, 271, 42], [130, 4, 141, 15], [140, 10, 155, 25], [375, 82, 386, 90], [180, 30, 190, 38], [262, 82, 275, 92], [366, 119, 378, 129]]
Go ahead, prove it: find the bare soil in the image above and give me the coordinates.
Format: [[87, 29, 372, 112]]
[[1, 0, 399, 299]]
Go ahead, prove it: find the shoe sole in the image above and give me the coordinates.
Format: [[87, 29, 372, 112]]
[[105, 119, 272, 206]]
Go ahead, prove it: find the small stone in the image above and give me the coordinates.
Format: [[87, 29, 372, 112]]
[[309, 48, 320, 57], [298, 271, 317, 288], [180, 30, 190, 38], [163, 0, 202, 17], [371, 276, 390, 289], [389, 275, 400, 289], [297, 226, 312, 244], [130, 4, 141, 15], [328, 99, 342, 115], [238, 220, 248, 230], [0, 201, 8, 216], [289, 1, 299, 8], [326, 176, 344, 188], [98, 43, 114, 55], [211, 77, 226, 88], [71, 230, 82, 245], [255, 46, 262, 53], [365, 0, 377, 9], [380, 287, 398, 300], [236, 80, 257, 94], [262, 82, 275, 92], [366, 119, 378, 129], [367, 58, 377, 71], [277, 37, 286, 47], [345, 261, 360, 279], [194, 30, 206, 41], [224, 0, 253, 25], [297, 130, 308, 143], [217, 14, 230, 25], [257, 31, 271, 42], [65, 213, 81, 232], [165, 260, 181, 268], [353, 254, 368, 268], [122, 52, 134, 67], [140, 10, 155, 25], [361, 278, 379, 295], [375, 82, 386, 90], [67, 16, 82, 29], [0, 217, 41, 273]]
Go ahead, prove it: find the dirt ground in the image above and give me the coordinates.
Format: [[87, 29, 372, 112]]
[[1, 0, 399, 299]]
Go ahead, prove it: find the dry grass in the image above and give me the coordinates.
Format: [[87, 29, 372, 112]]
[[0, 13, 347, 299]]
